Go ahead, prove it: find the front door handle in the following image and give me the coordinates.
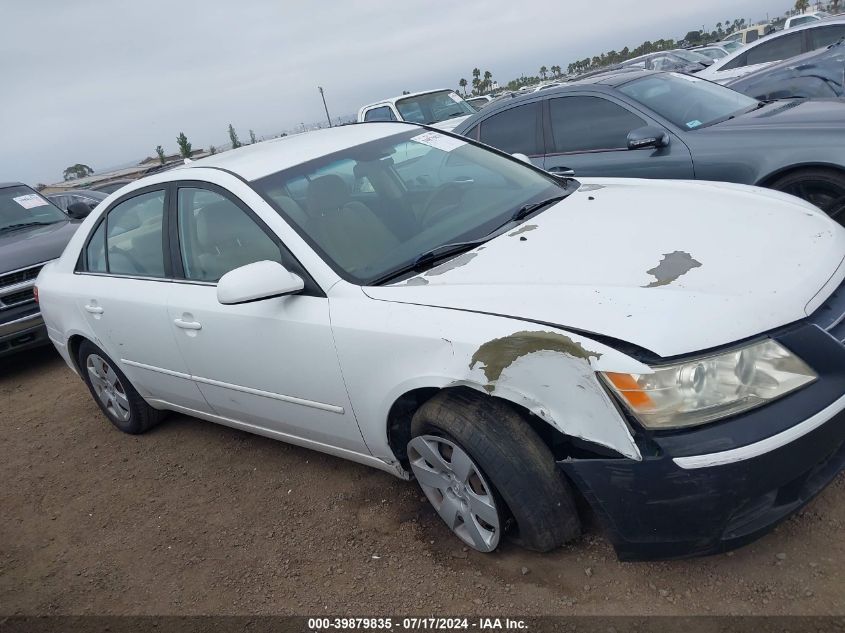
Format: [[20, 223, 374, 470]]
[[174, 318, 202, 330], [84, 304, 104, 314]]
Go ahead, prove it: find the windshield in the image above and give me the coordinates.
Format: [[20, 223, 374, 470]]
[[396, 91, 475, 125], [671, 49, 712, 64], [721, 40, 743, 52], [253, 129, 563, 284], [618, 73, 758, 129], [0, 185, 67, 232]]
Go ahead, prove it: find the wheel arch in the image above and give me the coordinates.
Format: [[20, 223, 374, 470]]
[[756, 162, 845, 188]]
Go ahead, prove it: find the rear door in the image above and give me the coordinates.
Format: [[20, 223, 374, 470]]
[[542, 94, 694, 179], [74, 185, 209, 411]]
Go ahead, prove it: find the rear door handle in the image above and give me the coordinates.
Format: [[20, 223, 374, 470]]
[[84, 304, 104, 314], [174, 318, 202, 330]]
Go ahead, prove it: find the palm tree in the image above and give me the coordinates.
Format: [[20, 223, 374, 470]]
[[483, 70, 492, 93], [539, 65, 548, 80], [471, 77, 480, 95], [459, 78, 468, 95], [795, 0, 809, 12], [472, 68, 481, 84]]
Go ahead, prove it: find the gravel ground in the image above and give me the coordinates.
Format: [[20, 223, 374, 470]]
[[1, 347, 843, 616]]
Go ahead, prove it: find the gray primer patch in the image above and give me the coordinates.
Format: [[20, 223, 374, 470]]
[[643, 251, 702, 288], [403, 276, 429, 286], [508, 224, 538, 237], [470, 330, 602, 393], [425, 252, 478, 276]]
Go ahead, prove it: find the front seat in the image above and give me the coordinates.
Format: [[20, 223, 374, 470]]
[[305, 174, 399, 273]]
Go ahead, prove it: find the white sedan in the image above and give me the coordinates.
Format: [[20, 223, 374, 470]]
[[36, 122, 845, 560]]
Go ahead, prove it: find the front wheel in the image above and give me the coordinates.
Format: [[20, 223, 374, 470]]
[[408, 390, 580, 553], [769, 168, 845, 226]]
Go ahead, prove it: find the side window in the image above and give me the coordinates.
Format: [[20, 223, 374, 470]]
[[364, 106, 396, 122], [746, 30, 759, 44], [177, 187, 282, 283], [86, 220, 107, 273], [809, 24, 845, 49], [464, 124, 480, 141], [548, 96, 645, 153], [105, 190, 166, 277], [478, 102, 542, 155], [744, 33, 802, 66]]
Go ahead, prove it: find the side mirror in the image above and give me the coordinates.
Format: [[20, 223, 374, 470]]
[[547, 165, 575, 177], [627, 126, 670, 150], [511, 152, 533, 164], [66, 201, 92, 219], [217, 260, 304, 305]]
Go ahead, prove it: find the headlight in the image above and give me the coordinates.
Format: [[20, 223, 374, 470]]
[[600, 339, 817, 430]]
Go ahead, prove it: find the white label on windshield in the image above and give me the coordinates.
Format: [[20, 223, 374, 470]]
[[448, 92, 464, 103], [13, 194, 49, 209], [686, 120, 702, 129], [411, 131, 466, 152]]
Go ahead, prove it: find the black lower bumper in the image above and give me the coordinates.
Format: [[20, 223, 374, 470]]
[[560, 402, 845, 561], [0, 317, 49, 357]]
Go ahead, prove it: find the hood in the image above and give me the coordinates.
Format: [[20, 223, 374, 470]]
[[364, 179, 845, 358], [431, 115, 471, 131], [711, 98, 845, 130], [0, 220, 80, 272]]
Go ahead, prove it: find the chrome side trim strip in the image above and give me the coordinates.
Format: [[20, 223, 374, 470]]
[[674, 393, 845, 469], [120, 358, 344, 414]]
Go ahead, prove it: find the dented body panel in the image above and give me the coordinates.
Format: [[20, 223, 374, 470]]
[[328, 284, 648, 461]]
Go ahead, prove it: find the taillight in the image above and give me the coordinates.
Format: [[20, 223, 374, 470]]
[[33, 285, 39, 303]]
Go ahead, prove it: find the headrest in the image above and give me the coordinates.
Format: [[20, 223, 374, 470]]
[[196, 200, 242, 246], [306, 174, 349, 213]]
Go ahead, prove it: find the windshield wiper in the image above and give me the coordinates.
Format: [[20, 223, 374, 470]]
[[0, 221, 55, 233], [510, 194, 570, 223], [370, 239, 487, 286]]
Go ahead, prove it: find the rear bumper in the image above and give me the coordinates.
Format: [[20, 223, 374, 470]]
[[0, 312, 49, 357], [562, 386, 845, 561]]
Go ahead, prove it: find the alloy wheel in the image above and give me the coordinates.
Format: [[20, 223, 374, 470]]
[[86, 354, 131, 422], [408, 434, 501, 552], [784, 181, 845, 226]]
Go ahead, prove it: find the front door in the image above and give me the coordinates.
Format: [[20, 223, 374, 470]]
[[542, 94, 694, 180], [166, 184, 368, 453]]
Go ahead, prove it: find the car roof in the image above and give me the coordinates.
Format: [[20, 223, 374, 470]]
[[47, 188, 107, 198], [186, 122, 421, 181], [711, 17, 845, 70], [359, 89, 455, 111], [0, 181, 26, 190]]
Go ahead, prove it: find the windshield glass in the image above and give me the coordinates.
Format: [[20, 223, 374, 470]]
[[253, 130, 562, 284], [0, 185, 67, 232], [671, 49, 712, 63], [396, 91, 475, 125], [618, 72, 758, 129], [721, 40, 743, 52]]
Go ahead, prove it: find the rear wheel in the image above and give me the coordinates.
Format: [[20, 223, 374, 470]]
[[769, 168, 845, 226], [408, 390, 580, 552], [78, 340, 164, 434]]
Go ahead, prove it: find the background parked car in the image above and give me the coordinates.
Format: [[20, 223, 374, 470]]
[[620, 49, 711, 73], [728, 40, 845, 100], [690, 44, 735, 61], [0, 182, 86, 357], [722, 24, 775, 45], [454, 69, 845, 225], [91, 179, 134, 194], [699, 18, 845, 83], [357, 89, 476, 131], [47, 189, 107, 215], [784, 11, 832, 29], [465, 95, 494, 110]]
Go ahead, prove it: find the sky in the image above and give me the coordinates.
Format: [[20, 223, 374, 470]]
[[2, 0, 784, 186]]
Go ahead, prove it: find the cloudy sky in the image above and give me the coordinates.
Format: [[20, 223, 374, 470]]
[[4, 0, 783, 185]]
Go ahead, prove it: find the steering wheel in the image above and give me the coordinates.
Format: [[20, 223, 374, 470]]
[[420, 182, 464, 228]]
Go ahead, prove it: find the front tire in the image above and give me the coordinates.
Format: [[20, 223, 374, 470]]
[[769, 168, 845, 226], [408, 390, 580, 552], [78, 340, 164, 434]]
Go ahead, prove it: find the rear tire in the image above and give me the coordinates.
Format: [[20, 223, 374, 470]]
[[77, 340, 165, 434], [768, 168, 845, 226], [409, 390, 580, 552]]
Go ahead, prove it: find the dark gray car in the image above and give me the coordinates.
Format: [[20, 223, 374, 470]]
[[0, 182, 83, 356], [453, 69, 845, 224], [47, 188, 107, 214]]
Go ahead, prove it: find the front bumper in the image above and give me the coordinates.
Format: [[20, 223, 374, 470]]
[[0, 311, 49, 357], [562, 321, 845, 561]]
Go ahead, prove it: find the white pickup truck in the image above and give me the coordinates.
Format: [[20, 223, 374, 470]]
[[357, 89, 475, 131]]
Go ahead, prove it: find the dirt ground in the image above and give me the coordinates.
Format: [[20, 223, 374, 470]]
[[1, 347, 843, 616]]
